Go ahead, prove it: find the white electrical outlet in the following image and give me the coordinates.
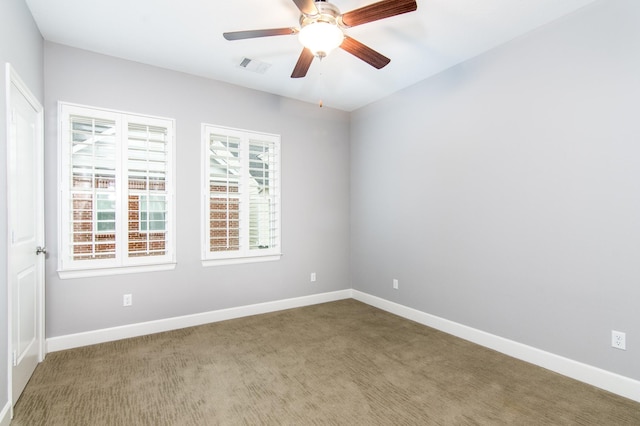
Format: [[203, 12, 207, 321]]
[[123, 294, 132, 307], [393, 279, 399, 290], [611, 330, 626, 350], [310, 272, 316, 282]]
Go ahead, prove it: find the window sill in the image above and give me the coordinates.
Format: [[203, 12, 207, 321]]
[[58, 262, 176, 279], [201, 254, 281, 267]]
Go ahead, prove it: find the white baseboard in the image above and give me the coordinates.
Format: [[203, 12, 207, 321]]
[[0, 400, 11, 426], [47, 289, 352, 353], [352, 290, 640, 403], [45, 288, 639, 403]]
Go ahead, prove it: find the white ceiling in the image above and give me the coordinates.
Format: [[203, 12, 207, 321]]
[[26, 0, 598, 111]]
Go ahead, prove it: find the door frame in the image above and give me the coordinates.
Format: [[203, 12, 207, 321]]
[[5, 62, 45, 415]]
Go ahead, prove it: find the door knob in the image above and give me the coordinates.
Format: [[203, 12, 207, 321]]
[[36, 246, 47, 255]]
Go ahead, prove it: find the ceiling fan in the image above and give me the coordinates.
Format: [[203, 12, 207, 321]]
[[223, 0, 418, 78]]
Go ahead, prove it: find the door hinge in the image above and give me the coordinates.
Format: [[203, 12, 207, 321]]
[[12, 350, 17, 367], [11, 108, 16, 124]]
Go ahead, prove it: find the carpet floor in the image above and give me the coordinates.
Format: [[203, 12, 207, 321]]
[[12, 299, 640, 425]]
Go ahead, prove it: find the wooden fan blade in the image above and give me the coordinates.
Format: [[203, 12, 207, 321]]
[[223, 28, 298, 41], [340, 0, 417, 27], [292, 0, 318, 15], [291, 48, 314, 78], [340, 36, 390, 69]]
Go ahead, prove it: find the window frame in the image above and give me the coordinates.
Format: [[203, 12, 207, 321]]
[[58, 102, 176, 278], [201, 124, 281, 266]]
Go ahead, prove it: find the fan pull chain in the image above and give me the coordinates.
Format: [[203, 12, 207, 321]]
[[318, 56, 324, 108]]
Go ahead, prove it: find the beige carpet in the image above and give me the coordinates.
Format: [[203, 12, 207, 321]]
[[13, 299, 640, 425]]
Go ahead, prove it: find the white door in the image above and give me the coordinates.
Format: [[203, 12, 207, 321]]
[[6, 64, 45, 408]]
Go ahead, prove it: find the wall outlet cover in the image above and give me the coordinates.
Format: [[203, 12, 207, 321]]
[[611, 330, 626, 350]]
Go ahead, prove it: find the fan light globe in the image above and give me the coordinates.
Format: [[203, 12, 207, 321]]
[[298, 22, 344, 57]]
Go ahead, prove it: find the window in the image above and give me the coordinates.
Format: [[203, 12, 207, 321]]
[[58, 103, 175, 278], [202, 124, 281, 265], [139, 195, 167, 232]]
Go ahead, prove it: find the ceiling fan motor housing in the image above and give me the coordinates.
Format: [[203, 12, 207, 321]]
[[300, 1, 342, 27]]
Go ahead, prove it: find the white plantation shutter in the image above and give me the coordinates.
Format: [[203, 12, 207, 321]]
[[202, 125, 281, 265], [68, 115, 118, 260], [59, 103, 175, 278], [248, 139, 278, 251], [208, 133, 242, 252], [127, 123, 170, 257]]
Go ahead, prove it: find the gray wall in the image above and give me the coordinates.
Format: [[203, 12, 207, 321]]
[[0, 0, 43, 411], [351, 0, 640, 380], [44, 43, 351, 337]]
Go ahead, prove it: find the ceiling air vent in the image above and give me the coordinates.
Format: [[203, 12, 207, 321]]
[[238, 58, 271, 74]]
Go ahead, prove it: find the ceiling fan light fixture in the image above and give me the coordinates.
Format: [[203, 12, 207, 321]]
[[298, 21, 344, 58]]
